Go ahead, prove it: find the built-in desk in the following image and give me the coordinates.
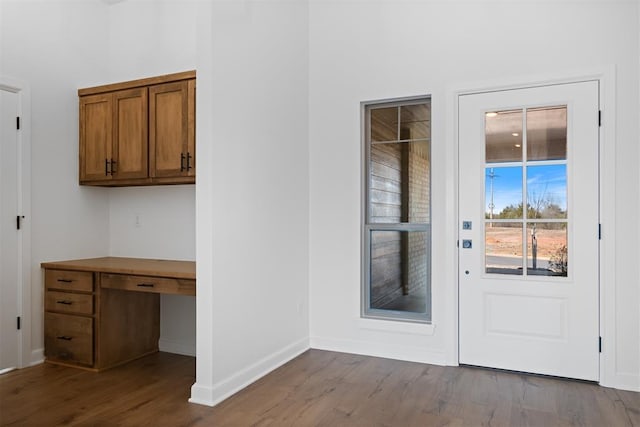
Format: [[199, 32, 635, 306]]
[[41, 257, 195, 371]]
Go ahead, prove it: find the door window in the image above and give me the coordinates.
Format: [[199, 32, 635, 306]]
[[484, 106, 568, 277]]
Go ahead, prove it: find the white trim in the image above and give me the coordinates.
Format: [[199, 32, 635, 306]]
[[0, 76, 32, 370], [448, 66, 628, 389], [189, 337, 309, 407], [158, 339, 196, 357], [357, 318, 436, 336], [189, 383, 216, 407], [30, 348, 44, 366], [310, 336, 446, 366]]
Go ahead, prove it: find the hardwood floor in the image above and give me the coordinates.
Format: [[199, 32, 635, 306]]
[[1, 350, 638, 426]]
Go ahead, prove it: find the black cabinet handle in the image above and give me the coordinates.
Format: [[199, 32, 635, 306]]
[[56, 336, 73, 341], [187, 153, 192, 170], [56, 300, 73, 305], [137, 283, 155, 288], [110, 159, 117, 175], [180, 153, 185, 172], [57, 279, 73, 283]]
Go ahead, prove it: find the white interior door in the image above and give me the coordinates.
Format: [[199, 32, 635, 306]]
[[0, 88, 20, 373], [458, 81, 600, 381]]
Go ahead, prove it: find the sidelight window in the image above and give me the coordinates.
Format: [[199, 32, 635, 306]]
[[362, 97, 431, 322]]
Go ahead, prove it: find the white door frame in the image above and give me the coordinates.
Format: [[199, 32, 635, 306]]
[[0, 76, 32, 369], [447, 67, 616, 387]]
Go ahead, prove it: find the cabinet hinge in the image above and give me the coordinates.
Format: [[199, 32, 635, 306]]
[[17, 316, 21, 330], [598, 110, 602, 127], [16, 116, 20, 130], [599, 336, 602, 353]]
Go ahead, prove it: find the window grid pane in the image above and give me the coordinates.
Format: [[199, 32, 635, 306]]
[[364, 98, 431, 322], [484, 105, 569, 278]]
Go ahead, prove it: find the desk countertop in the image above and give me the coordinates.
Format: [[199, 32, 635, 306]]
[[41, 257, 196, 280]]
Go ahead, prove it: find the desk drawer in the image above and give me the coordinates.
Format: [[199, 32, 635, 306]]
[[45, 291, 93, 315], [101, 273, 195, 296], [45, 312, 93, 366], [45, 270, 93, 292]]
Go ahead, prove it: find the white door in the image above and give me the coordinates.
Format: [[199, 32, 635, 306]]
[[459, 81, 599, 381], [0, 88, 20, 373]]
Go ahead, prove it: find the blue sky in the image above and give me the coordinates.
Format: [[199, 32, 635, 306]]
[[485, 164, 567, 214]]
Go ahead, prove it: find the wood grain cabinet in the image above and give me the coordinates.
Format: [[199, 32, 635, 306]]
[[79, 71, 195, 187], [150, 80, 196, 179], [44, 270, 95, 367], [42, 257, 195, 371]]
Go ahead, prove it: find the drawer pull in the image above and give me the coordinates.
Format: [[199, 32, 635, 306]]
[[57, 279, 73, 283], [137, 283, 155, 288], [56, 300, 73, 305], [56, 336, 73, 341]]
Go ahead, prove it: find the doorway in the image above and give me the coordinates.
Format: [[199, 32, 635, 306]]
[[458, 81, 600, 381], [0, 79, 31, 372]]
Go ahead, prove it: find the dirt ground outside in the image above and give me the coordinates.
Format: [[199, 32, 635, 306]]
[[485, 225, 567, 260]]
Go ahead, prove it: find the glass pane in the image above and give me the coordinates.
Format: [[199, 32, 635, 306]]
[[370, 230, 428, 314], [486, 109, 523, 163], [370, 140, 430, 224], [526, 164, 567, 219], [527, 223, 568, 276], [527, 106, 567, 161], [400, 104, 430, 140], [485, 222, 523, 275], [485, 166, 523, 220], [371, 107, 398, 142]]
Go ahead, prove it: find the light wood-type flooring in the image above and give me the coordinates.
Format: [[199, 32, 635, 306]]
[[1, 350, 638, 426]]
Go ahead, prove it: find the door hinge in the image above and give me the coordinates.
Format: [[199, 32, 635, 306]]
[[16, 116, 20, 130], [599, 336, 602, 353], [598, 223, 602, 240], [17, 316, 21, 330], [598, 110, 602, 127], [16, 215, 24, 230]]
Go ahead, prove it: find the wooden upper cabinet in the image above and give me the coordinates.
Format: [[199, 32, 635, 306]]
[[113, 88, 148, 180], [78, 71, 195, 186], [149, 80, 194, 178], [79, 94, 113, 182]]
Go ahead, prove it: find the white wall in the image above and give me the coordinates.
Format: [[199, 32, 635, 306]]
[[0, 0, 199, 359], [108, 185, 195, 355], [0, 0, 111, 362], [104, 0, 198, 356], [191, 1, 310, 406], [308, 0, 639, 391]]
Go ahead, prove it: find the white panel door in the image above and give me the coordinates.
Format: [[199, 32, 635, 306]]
[[0, 88, 20, 372], [459, 81, 599, 381]]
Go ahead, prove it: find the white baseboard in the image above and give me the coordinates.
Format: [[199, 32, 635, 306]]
[[601, 372, 640, 392], [159, 339, 196, 357], [189, 336, 310, 407], [310, 336, 447, 366], [30, 348, 44, 366], [189, 383, 216, 406]]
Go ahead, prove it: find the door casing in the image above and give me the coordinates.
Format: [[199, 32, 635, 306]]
[[449, 68, 616, 387]]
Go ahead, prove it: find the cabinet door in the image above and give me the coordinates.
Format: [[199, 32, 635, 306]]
[[79, 93, 113, 182], [45, 312, 93, 366], [149, 81, 191, 178], [113, 88, 148, 179], [187, 79, 196, 177]]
